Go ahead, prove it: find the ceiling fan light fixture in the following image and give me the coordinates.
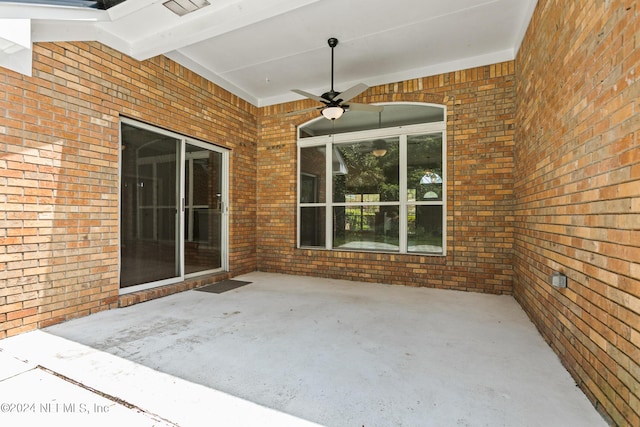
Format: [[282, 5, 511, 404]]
[[322, 106, 344, 120], [373, 147, 387, 157], [372, 139, 387, 157]]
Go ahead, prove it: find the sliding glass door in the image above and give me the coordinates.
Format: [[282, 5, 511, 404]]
[[120, 120, 228, 292]]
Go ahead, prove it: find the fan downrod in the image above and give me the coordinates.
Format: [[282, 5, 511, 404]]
[[326, 37, 339, 99]]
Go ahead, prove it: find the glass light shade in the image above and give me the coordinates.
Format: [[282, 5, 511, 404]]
[[372, 139, 387, 157], [372, 148, 387, 157], [322, 106, 344, 120]]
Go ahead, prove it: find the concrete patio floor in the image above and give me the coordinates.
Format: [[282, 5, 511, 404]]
[[0, 272, 607, 426]]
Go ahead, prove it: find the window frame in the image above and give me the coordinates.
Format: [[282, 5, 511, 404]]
[[297, 104, 447, 256]]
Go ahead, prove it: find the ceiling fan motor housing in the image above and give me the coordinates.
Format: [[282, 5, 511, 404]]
[[322, 90, 340, 103]]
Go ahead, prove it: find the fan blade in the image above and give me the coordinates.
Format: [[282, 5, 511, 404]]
[[285, 106, 322, 117], [291, 89, 327, 104], [345, 103, 384, 113], [335, 83, 368, 104]]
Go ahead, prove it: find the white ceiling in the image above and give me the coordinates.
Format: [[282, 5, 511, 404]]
[[0, 0, 538, 107]]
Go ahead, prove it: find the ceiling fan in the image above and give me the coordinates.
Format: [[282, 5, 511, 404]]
[[287, 37, 383, 120]]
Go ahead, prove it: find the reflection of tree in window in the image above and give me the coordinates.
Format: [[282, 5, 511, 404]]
[[408, 134, 443, 201], [191, 161, 208, 241], [335, 140, 399, 202], [333, 139, 399, 246]]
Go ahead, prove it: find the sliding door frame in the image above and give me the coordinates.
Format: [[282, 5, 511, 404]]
[[119, 118, 229, 295]]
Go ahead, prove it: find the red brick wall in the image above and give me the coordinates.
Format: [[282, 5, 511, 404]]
[[257, 63, 516, 294], [514, 1, 639, 425], [0, 42, 257, 338]]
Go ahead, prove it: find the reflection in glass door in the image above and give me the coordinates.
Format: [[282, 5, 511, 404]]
[[120, 121, 227, 291], [120, 123, 180, 288]]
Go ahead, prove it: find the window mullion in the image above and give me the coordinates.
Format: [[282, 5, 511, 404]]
[[326, 141, 332, 250], [441, 129, 447, 255], [399, 134, 408, 253], [296, 145, 301, 248]]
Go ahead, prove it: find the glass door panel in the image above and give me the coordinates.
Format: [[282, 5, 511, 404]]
[[120, 123, 180, 288], [184, 143, 222, 275]]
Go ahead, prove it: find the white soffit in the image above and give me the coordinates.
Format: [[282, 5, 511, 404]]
[[0, 18, 31, 75], [0, 0, 538, 107]]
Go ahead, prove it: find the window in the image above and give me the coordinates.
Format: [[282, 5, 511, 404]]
[[298, 103, 446, 255]]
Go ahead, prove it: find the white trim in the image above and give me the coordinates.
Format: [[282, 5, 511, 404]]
[[220, 148, 229, 271], [399, 134, 408, 252], [325, 141, 332, 250], [296, 145, 301, 248], [442, 112, 448, 255], [513, 0, 538, 55], [178, 139, 186, 280]]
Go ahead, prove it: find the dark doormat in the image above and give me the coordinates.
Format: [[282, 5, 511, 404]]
[[195, 280, 252, 294]]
